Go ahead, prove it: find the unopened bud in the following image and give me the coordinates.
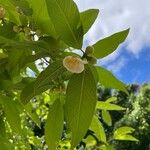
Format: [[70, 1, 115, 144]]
[[88, 56, 97, 64], [0, 6, 6, 18], [24, 27, 31, 34], [85, 46, 94, 56], [13, 26, 21, 33]]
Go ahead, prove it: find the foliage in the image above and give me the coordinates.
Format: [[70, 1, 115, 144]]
[[113, 84, 150, 150], [0, 0, 137, 149]]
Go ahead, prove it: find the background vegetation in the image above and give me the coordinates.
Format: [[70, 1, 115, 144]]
[[0, 0, 149, 150]]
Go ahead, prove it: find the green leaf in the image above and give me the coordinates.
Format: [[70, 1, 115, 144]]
[[0, 96, 22, 134], [114, 134, 139, 142], [102, 110, 112, 126], [20, 61, 64, 104], [0, 0, 21, 24], [7, 48, 30, 77], [45, 99, 64, 150], [101, 145, 115, 150], [27, 0, 57, 37], [114, 127, 135, 135], [105, 97, 117, 103], [10, 0, 33, 16], [114, 126, 139, 142], [34, 61, 64, 88], [80, 9, 99, 34], [0, 36, 48, 52], [87, 64, 99, 83], [93, 29, 129, 58], [39, 36, 67, 52], [82, 135, 96, 148], [0, 22, 16, 38], [65, 66, 97, 148], [96, 66, 128, 94], [90, 116, 106, 143], [0, 137, 14, 150], [96, 101, 125, 111], [45, 0, 83, 48], [24, 103, 40, 128], [0, 115, 6, 138], [20, 81, 51, 105], [0, 52, 7, 59]]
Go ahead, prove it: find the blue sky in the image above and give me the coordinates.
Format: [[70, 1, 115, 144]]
[[100, 47, 150, 84], [75, 0, 150, 84]]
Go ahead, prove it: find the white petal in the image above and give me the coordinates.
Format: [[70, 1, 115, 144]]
[[63, 56, 85, 73]]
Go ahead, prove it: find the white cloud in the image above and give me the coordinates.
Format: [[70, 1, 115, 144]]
[[106, 56, 128, 74], [75, 0, 150, 55], [75, 0, 150, 74]]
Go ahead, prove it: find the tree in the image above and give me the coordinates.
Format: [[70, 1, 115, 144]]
[[113, 84, 150, 150], [0, 0, 137, 149]]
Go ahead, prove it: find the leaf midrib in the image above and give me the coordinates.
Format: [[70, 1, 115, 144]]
[[36, 65, 63, 88], [31, 0, 57, 36], [23, 65, 63, 104], [54, 0, 79, 47], [72, 71, 85, 145]]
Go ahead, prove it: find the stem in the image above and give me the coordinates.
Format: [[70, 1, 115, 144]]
[[80, 49, 85, 54]]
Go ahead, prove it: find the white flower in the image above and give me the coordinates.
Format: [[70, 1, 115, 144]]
[[63, 56, 87, 73]]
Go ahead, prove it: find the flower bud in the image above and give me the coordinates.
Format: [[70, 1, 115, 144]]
[[63, 56, 87, 73], [88, 56, 97, 64], [0, 6, 6, 18], [85, 46, 94, 55], [13, 26, 21, 33], [24, 27, 31, 34]]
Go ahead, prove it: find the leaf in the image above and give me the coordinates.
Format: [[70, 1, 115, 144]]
[[34, 61, 64, 88], [45, 0, 83, 48], [93, 29, 129, 58], [89, 116, 106, 143], [88, 64, 99, 83], [0, 0, 21, 24], [114, 127, 135, 135], [105, 97, 117, 103], [7, 48, 30, 77], [0, 22, 16, 38], [24, 103, 40, 128], [10, 0, 33, 16], [114, 134, 139, 142], [101, 145, 115, 150], [39, 36, 67, 52], [0, 52, 7, 59], [0, 115, 6, 138], [96, 66, 128, 94], [20, 81, 51, 105], [114, 126, 139, 142], [0, 137, 14, 150], [102, 110, 112, 126], [45, 99, 64, 150], [27, 0, 57, 37], [0, 36, 48, 52], [83, 135, 96, 148], [0, 96, 22, 134], [21, 61, 64, 104], [80, 9, 99, 34], [96, 101, 125, 111], [65, 66, 97, 148]]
